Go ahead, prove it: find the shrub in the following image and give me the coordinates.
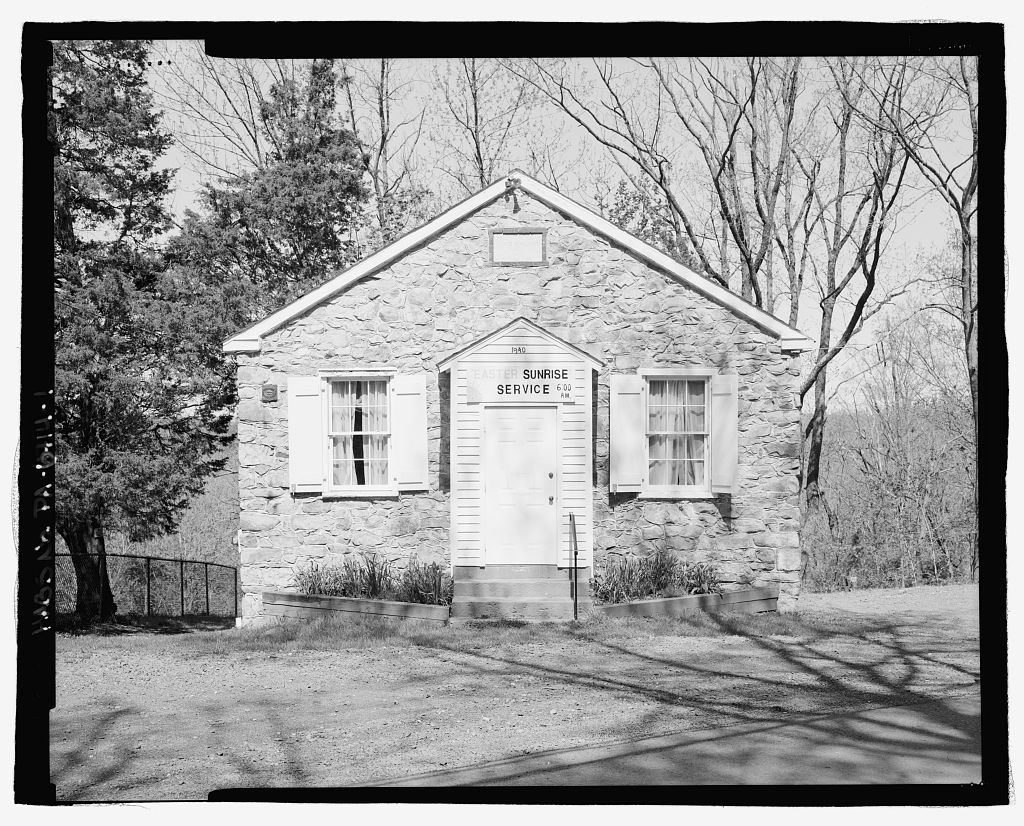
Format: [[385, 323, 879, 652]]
[[291, 558, 362, 598], [292, 553, 453, 606], [675, 561, 721, 596], [360, 553, 394, 600], [395, 556, 454, 606], [643, 547, 679, 594], [591, 549, 722, 604], [591, 555, 646, 604]]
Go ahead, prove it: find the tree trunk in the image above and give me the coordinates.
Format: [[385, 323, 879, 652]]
[[960, 222, 979, 582], [803, 371, 839, 534], [61, 516, 117, 622]]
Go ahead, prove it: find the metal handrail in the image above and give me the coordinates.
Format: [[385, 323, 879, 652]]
[[569, 512, 579, 621]]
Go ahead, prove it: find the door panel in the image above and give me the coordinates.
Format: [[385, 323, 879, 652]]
[[484, 407, 557, 564]]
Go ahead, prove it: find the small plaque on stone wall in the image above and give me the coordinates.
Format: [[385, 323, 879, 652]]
[[261, 384, 279, 402]]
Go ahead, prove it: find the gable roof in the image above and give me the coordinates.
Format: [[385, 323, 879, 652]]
[[223, 170, 815, 354], [437, 317, 605, 372]]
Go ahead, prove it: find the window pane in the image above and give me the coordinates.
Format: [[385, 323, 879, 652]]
[[690, 460, 705, 485], [686, 407, 705, 433], [650, 459, 688, 486], [648, 406, 685, 433], [648, 435, 686, 460], [648, 459, 670, 485], [666, 380, 686, 406], [331, 406, 354, 431], [331, 379, 389, 434], [332, 436, 355, 486], [687, 381, 705, 406], [332, 380, 354, 407], [332, 434, 389, 486], [362, 381, 389, 431], [648, 379, 687, 434], [687, 435, 706, 461]]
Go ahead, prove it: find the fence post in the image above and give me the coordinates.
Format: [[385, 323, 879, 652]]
[[180, 559, 185, 617], [146, 557, 151, 616], [204, 563, 210, 616]]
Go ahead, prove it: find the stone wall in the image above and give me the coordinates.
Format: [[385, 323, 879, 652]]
[[235, 190, 804, 621]]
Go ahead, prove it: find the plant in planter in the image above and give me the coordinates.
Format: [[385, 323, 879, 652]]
[[591, 547, 722, 604], [665, 561, 722, 597], [291, 553, 453, 606], [394, 556, 454, 606], [360, 553, 395, 599]]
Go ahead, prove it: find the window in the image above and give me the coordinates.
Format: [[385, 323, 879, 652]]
[[327, 377, 391, 489], [645, 378, 708, 492]]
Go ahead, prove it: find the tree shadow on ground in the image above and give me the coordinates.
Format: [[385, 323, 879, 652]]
[[57, 614, 235, 635], [51, 707, 136, 800], [53, 696, 316, 800], [380, 610, 980, 786]]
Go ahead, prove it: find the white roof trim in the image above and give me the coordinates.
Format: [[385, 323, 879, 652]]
[[223, 170, 815, 354], [437, 317, 605, 371]]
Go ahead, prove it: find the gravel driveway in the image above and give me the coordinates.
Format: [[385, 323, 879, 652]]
[[52, 584, 979, 799]]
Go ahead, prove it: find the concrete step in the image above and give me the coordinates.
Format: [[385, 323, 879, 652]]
[[450, 598, 584, 621], [454, 578, 589, 600], [454, 565, 593, 581]]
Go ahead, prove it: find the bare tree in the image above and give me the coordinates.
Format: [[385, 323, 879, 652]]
[[848, 57, 978, 448], [432, 58, 541, 195], [782, 59, 913, 533], [510, 57, 806, 302], [810, 311, 977, 588], [151, 42, 299, 178], [339, 58, 431, 244]]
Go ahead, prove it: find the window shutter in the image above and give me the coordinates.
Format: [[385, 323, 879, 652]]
[[390, 374, 429, 491], [711, 373, 738, 494], [287, 376, 324, 493], [609, 373, 645, 493]]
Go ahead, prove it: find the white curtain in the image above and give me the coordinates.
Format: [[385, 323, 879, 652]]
[[331, 380, 389, 486], [648, 379, 706, 486]]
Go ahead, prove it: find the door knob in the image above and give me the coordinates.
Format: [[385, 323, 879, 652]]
[[549, 496, 554, 504], [548, 472, 554, 479]]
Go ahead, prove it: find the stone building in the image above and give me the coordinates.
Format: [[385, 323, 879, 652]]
[[224, 172, 814, 623]]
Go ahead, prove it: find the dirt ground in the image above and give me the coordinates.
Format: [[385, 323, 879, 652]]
[[52, 584, 980, 799]]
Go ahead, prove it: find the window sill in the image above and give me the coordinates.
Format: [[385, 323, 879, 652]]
[[322, 489, 399, 501], [638, 490, 718, 501]]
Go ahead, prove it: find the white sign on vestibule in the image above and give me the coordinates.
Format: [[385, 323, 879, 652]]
[[466, 361, 577, 404]]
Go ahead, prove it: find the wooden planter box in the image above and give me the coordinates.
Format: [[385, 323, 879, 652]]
[[262, 590, 451, 623], [597, 585, 779, 618]]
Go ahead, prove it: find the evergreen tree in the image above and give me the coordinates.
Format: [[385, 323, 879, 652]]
[[53, 40, 233, 621], [171, 59, 369, 322]]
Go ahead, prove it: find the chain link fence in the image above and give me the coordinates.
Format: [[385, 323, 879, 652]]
[[56, 553, 238, 618]]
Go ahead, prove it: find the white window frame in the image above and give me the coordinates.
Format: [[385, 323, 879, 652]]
[[639, 368, 712, 499], [488, 227, 548, 266], [319, 369, 398, 498]]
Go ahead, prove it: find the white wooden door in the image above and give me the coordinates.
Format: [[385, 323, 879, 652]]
[[483, 406, 558, 565]]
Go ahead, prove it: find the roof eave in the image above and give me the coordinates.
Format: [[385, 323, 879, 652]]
[[220, 177, 511, 351], [220, 169, 816, 355], [224, 338, 261, 354]]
